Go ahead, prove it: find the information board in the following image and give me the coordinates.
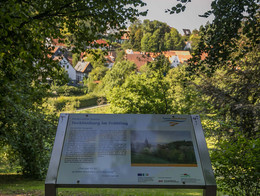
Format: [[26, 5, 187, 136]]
[[46, 114, 216, 196]]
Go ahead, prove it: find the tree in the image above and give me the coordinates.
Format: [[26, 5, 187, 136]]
[[189, 33, 200, 51], [147, 54, 171, 75], [129, 20, 143, 51], [141, 32, 152, 51], [102, 60, 137, 93], [88, 66, 108, 82], [108, 71, 169, 114], [0, 0, 146, 178], [130, 19, 174, 52], [72, 53, 81, 67], [85, 49, 107, 68], [166, 0, 260, 195], [185, 0, 259, 73], [164, 28, 184, 50], [165, 64, 209, 115]]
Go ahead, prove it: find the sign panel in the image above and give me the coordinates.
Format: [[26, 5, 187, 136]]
[[56, 114, 205, 186]]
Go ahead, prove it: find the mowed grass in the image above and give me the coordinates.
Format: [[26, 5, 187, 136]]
[[76, 104, 111, 114], [0, 175, 204, 196]]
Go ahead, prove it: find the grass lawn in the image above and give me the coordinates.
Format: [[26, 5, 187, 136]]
[[76, 105, 111, 114], [0, 175, 205, 196]]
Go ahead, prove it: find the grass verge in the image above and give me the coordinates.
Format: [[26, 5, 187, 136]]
[[0, 175, 204, 196]]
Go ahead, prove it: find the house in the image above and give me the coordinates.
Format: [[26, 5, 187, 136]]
[[105, 55, 115, 69], [74, 61, 93, 82], [184, 41, 192, 50], [117, 30, 130, 44], [53, 56, 77, 81], [89, 39, 109, 50], [125, 49, 143, 55], [183, 29, 191, 36], [51, 47, 63, 57], [51, 38, 67, 48], [51, 47, 77, 82], [169, 55, 180, 68], [163, 50, 192, 67], [125, 49, 134, 54], [174, 51, 192, 63], [125, 53, 153, 71]]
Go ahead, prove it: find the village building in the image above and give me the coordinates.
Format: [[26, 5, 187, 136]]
[[74, 61, 93, 82], [53, 56, 77, 81], [163, 50, 192, 67], [125, 53, 153, 71]]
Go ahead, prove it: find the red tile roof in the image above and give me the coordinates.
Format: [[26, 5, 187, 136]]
[[163, 50, 192, 63], [125, 54, 153, 70], [92, 39, 109, 47], [52, 38, 66, 47]]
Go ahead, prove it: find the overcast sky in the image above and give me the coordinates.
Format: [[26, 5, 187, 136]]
[[138, 0, 214, 34]]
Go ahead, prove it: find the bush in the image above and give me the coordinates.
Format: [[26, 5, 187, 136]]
[[211, 134, 260, 196], [46, 94, 99, 113], [50, 84, 87, 97]]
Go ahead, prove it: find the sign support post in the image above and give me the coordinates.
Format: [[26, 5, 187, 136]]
[[203, 185, 217, 196], [45, 184, 57, 196], [45, 113, 69, 196]]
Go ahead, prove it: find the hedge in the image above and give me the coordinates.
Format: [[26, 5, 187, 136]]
[[46, 94, 99, 112]]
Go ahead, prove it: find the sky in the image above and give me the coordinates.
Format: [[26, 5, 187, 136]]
[[137, 0, 214, 34]]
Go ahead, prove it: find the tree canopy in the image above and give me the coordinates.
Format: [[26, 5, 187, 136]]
[[128, 19, 185, 52], [0, 0, 146, 177]]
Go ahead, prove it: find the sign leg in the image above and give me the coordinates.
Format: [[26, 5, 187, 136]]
[[45, 184, 57, 196], [203, 186, 217, 196]]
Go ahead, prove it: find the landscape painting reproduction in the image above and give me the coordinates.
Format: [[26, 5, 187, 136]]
[[131, 131, 197, 167]]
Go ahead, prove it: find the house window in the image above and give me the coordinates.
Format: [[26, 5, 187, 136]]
[[67, 65, 69, 69]]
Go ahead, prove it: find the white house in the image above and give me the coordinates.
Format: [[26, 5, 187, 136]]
[[169, 55, 180, 68], [54, 56, 77, 81]]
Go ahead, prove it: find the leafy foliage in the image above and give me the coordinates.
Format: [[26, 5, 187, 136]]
[[50, 84, 87, 97], [164, 28, 185, 50], [45, 94, 99, 113], [108, 72, 169, 114], [168, 0, 260, 194], [211, 134, 260, 196], [187, 0, 260, 74], [0, 0, 146, 177], [72, 53, 81, 67], [128, 19, 185, 52], [102, 60, 137, 93]]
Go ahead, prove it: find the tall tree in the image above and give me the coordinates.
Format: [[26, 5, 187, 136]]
[[102, 60, 137, 94], [129, 20, 143, 51], [167, 0, 260, 195], [108, 71, 169, 114], [141, 32, 152, 51], [0, 0, 146, 177], [131, 19, 174, 52], [164, 28, 185, 50]]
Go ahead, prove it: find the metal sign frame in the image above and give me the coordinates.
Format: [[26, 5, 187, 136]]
[[45, 114, 216, 196]]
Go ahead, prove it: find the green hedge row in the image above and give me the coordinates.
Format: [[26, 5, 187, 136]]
[[50, 85, 88, 97], [46, 94, 99, 112]]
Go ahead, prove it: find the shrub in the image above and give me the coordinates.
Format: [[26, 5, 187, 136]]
[[211, 134, 260, 196], [50, 84, 87, 97], [46, 94, 99, 113]]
